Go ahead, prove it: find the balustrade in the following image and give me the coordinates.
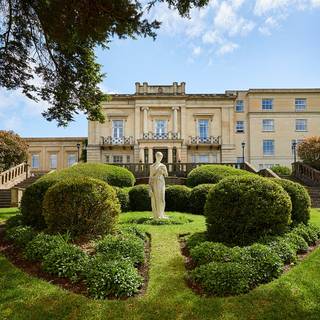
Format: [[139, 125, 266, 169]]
[[0, 163, 29, 189]]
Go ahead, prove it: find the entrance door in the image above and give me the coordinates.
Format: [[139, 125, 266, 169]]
[[153, 149, 168, 163]]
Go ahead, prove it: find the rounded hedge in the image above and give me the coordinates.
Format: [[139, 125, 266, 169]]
[[40, 163, 135, 188], [43, 177, 120, 238], [186, 165, 250, 187], [165, 185, 191, 212], [189, 184, 214, 215], [128, 184, 151, 211], [113, 187, 131, 212], [20, 176, 61, 229], [274, 179, 311, 225], [270, 165, 292, 176], [205, 175, 292, 245]]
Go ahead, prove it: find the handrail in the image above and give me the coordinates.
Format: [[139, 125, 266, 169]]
[[292, 162, 320, 186], [0, 162, 30, 190]]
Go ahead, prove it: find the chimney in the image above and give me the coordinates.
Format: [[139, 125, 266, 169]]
[[135, 82, 140, 94]]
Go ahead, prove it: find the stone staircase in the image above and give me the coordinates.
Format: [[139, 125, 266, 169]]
[[280, 175, 320, 208], [0, 190, 11, 208], [0, 172, 43, 208]]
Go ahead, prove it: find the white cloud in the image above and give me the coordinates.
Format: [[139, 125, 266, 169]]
[[202, 30, 222, 44], [254, 0, 290, 15], [192, 46, 202, 56], [311, 0, 320, 6], [217, 42, 239, 55]]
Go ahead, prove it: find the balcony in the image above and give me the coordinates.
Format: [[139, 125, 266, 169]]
[[188, 136, 221, 145], [102, 136, 134, 146], [140, 132, 181, 140]]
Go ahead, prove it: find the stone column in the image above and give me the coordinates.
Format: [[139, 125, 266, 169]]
[[148, 148, 153, 163], [142, 107, 149, 135], [172, 106, 179, 134], [180, 106, 186, 140], [134, 106, 141, 140], [168, 147, 173, 163]]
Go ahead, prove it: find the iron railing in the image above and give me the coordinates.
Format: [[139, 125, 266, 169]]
[[141, 132, 181, 140], [189, 136, 220, 145], [102, 136, 134, 145]]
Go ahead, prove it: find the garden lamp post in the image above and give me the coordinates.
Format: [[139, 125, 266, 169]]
[[76, 143, 81, 162], [292, 141, 297, 163], [241, 142, 246, 164]]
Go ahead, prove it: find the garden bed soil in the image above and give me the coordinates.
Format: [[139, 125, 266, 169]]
[[0, 225, 151, 299], [178, 234, 320, 295]]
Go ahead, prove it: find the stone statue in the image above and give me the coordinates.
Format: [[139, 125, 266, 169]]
[[149, 152, 168, 219]]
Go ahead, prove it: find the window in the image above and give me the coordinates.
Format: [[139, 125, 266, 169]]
[[263, 140, 275, 156], [235, 100, 244, 112], [262, 99, 273, 111], [172, 147, 177, 163], [155, 120, 167, 138], [49, 154, 57, 169], [67, 154, 77, 167], [295, 119, 307, 131], [31, 154, 40, 169], [126, 155, 131, 163], [262, 119, 274, 132], [236, 121, 245, 133], [113, 155, 123, 163], [105, 155, 110, 163], [295, 98, 306, 111], [198, 119, 209, 140], [144, 148, 148, 163], [199, 154, 209, 163], [112, 120, 124, 140]]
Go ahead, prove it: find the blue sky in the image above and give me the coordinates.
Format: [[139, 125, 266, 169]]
[[1, 0, 320, 137]]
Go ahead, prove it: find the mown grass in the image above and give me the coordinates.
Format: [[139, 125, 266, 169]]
[[0, 208, 19, 222], [0, 208, 320, 320]]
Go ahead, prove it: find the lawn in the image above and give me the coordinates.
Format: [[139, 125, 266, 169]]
[[1, 208, 320, 320], [0, 208, 20, 223]]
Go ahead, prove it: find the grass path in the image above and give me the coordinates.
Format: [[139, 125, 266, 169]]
[[1, 209, 320, 319]]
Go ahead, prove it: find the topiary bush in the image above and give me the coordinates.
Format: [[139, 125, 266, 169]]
[[165, 185, 191, 212], [42, 243, 89, 282], [43, 177, 120, 238], [113, 187, 131, 212], [259, 236, 297, 264], [85, 256, 143, 299], [53, 163, 135, 187], [186, 165, 250, 187], [291, 223, 319, 245], [185, 232, 208, 250], [190, 242, 237, 266], [118, 225, 147, 241], [128, 184, 151, 211], [191, 262, 251, 296], [189, 184, 214, 215], [283, 232, 309, 253], [274, 179, 311, 225], [270, 165, 292, 176], [205, 175, 292, 246], [20, 176, 61, 229], [5, 225, 36, 248], [95, 234, 145, 265], [24, 233, 68, 261]]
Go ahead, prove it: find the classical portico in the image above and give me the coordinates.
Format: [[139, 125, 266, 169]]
[[87, 82, 237, 165]]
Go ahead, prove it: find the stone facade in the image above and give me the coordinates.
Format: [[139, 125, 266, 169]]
[[86, 83, 320, 169], [24, 137, 86, 172]]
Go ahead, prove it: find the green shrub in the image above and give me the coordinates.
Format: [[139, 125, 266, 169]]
[[205, 175, 292, 245], [5, 226, 35, 248], [274, 179, 311, 225], [165, 185, 191, 212], [291, 223, 319, 245], [42, 243, 89, 282], [128, 185, 151, 211], [283, 232, 309, 253], [186, 165, 250, 187], [20, 176, 60, 229], [242, 244, 283, 285], [185, 232, 208, 250], [259, 236, 297, 264], [189, 184, 214, 215], [307, 223, 320, 239], [270, 165, 292, 176], [191, 262, 251, 296], [113, 187, 131, 212], [43, 177, 120, 238], [118, 225, 147, 241], [85, 256, 143, 299], [190, 242, 237, 266], [24, 233, 68, 261], [6, 214, 23, 229], [95, 234, 145, 265], [124, 215, 192, 225], [52, 163, 135, 187]]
